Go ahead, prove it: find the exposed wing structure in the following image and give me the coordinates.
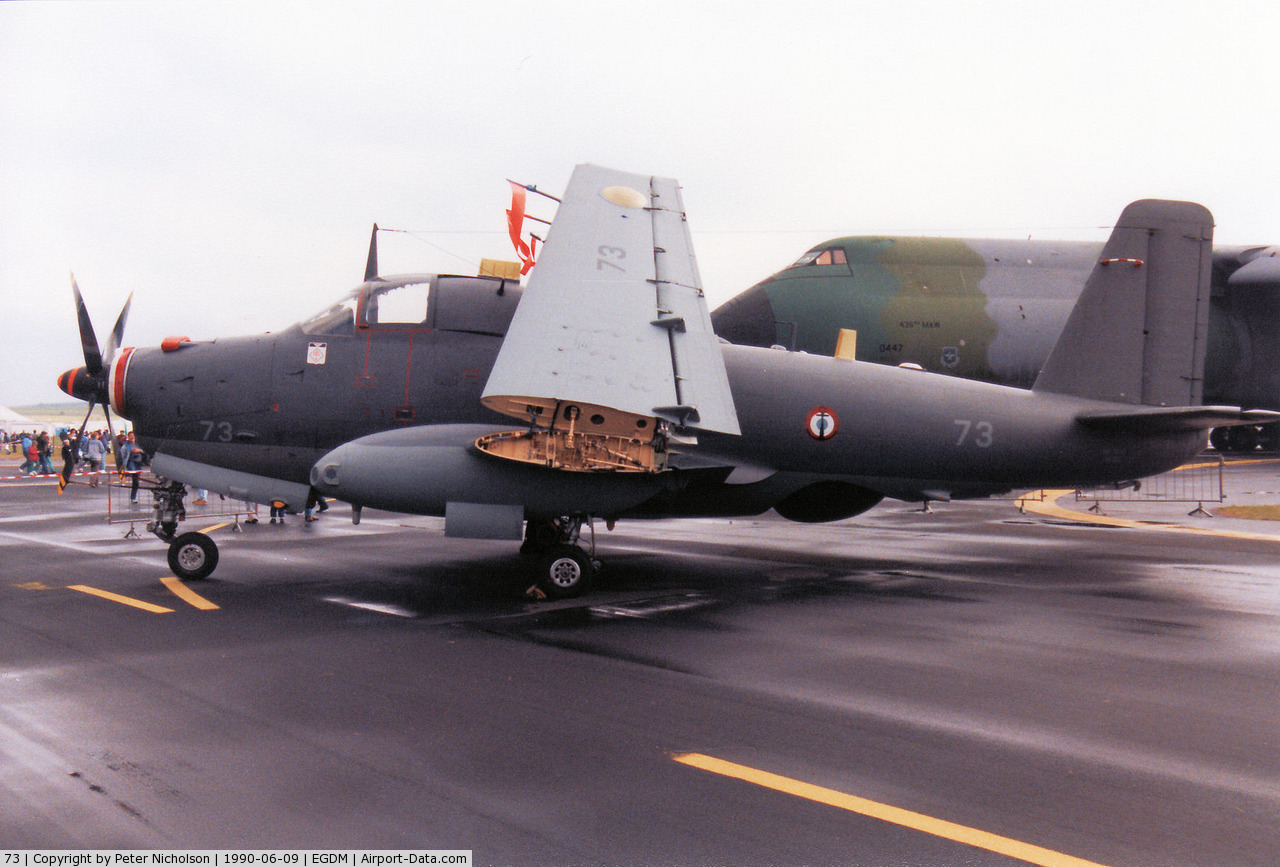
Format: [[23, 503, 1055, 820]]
[[480, 164, 739, 472]]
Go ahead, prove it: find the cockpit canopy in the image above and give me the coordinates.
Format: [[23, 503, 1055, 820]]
[[301, 274, 523, 337], [787, 246, 849, 268]]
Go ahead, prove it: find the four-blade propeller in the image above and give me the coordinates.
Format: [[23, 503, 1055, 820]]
[[56, 274, 132, 491]]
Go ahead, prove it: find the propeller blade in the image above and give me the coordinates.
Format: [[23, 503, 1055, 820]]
[[102, 292, 133, 369], [71, 273, 104, 376], [103, 405, 121, 478], [77, 400, 96, 435], [58, 401, 98, 494]]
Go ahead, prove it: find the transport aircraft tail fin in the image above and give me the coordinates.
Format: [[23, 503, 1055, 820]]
[[1033, 200, 1213, 406]]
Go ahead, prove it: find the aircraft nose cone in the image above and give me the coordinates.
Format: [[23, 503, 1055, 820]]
[[57, 366, 102, 403]]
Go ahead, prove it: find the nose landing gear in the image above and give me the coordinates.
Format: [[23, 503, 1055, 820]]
[[145, 479, 226, 581]]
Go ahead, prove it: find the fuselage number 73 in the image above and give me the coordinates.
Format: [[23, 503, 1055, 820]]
[[202, 420, 234, 442], [954, 419, 994, 448]]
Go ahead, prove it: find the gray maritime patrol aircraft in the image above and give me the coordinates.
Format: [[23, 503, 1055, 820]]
[[57, 164, 1277, 597]]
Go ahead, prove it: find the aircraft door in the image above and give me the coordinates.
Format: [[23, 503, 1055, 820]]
[[352, 279, 440, 429], [278, 279, 437, 450]]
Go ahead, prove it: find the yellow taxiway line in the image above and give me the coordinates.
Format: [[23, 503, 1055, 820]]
[[63, 576, 218, 612], [1017, 489, 1280, 543], [198, 521, 236, 533], [61, 524, 228, 612], [674, 753, 1110, 867], [1014, 458, 1280, 541], [67, 584, 174, 614], [160, 575, 220, 610]]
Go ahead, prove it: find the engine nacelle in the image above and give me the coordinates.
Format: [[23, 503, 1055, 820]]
[[772, 481, 884, 523], [311, 424, 674, 531]]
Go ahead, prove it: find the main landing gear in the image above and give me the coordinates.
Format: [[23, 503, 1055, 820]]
[[143, 483, 603, 598], [522, 515, 600, 599]]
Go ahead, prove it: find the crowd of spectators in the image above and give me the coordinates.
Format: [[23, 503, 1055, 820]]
[[3, 427, 322, 518], [3, 428, 146, 483]]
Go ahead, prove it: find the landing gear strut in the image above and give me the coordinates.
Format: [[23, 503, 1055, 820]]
[[146, 479, 222, 581], [522, 515, 599, 599], [146, 480, 188, 541]]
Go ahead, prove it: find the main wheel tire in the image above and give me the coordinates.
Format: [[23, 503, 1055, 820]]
[[167, 532, 219, 580], [537, 545, 594, 599]]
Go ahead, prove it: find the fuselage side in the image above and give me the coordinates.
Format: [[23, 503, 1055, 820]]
[[116, 273, 1205, 520]]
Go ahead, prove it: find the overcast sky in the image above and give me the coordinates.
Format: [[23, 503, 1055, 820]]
[[3, 0, 1278, 407]]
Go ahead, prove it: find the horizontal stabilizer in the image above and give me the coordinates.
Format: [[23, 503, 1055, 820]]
[[1227, 251, 1280, 288], [1076, 406, 1280, 433]]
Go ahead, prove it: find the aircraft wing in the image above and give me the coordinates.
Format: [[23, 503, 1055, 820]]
[[482, 164, 740, 436]]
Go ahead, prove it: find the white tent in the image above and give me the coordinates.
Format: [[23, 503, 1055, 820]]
[[0, 409, 37, 430], [0, 405, 38, 429]]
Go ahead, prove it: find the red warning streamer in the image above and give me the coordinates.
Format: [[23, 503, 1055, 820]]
[[506, 182, 538, 275]]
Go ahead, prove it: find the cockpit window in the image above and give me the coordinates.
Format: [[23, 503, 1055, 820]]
[[299, 278, 435, 335], [788, 247, 848, 269], [300, 291, 360, 336], [364, 281, 430, 326]]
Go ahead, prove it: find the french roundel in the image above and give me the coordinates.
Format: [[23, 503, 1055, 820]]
[[806, 406, 839, 441]]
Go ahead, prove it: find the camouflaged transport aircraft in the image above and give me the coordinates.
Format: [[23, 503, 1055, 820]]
[[712, 236, 1280, 451], [57, 165, 1277, 597]]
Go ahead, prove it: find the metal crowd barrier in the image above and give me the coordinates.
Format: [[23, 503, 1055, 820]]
[[106, 471, 259, 538], [1074, 455, 1225, 516]]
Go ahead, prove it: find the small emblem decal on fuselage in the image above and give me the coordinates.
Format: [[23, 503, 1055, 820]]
[[806, 406, 839, 441], [307, 342, 328, 365]]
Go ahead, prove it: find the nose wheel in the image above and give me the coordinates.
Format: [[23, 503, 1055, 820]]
[[167, 532, 219, 580]]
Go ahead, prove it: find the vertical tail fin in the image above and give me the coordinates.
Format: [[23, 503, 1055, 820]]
[[1033, 200, 1213, 406]]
